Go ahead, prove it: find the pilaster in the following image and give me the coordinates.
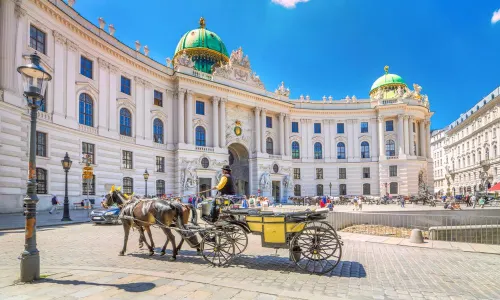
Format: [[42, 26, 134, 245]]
[[186, 90, 194, 145], [279, 113, 285, 156], [65, 40, 78, 128], [108, 64, 119, 134], [260, 108, 267, 154], [219, 97, 227, 148], [212, 96, 220, 148], [177, 88, 186, 144], [98, 58, 109, 133], [52, 31, 66, 125], [254, 107, 261, 153]]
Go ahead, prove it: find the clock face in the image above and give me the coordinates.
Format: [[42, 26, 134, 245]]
[[234, 126, 242, 136]]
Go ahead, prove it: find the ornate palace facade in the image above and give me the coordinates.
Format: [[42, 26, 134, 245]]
[[0, 0, 433, 212]]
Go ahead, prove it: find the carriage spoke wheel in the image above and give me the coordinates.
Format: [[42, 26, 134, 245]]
[[290, 222, 342, 274], [225, 225, 248, 255], [201, 229, 235, 267]]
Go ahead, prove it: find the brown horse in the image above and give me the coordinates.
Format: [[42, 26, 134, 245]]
[[104, 190, 186, 260]]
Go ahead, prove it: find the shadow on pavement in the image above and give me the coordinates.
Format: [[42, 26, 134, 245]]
[[40, 278, 156, 293], [127, 248, 366, 278]]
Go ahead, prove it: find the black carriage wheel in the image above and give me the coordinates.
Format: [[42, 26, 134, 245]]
[[201, 230, 235, 267], [290, 222, 342, 274], [225, 225, 248, 255]]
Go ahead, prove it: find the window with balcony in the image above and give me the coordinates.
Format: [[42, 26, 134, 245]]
[[385, 140, 396, 156], [361, 141, 370, 158], [153, 119, 164, 144], [195, 126, 206, 146], [79, 93, 94, 127], [291, 141, 300, 159], [266, 137, 274, 154], [314, 142, 322, 159], [337, 142, 346, 159], [120, 108, 132, 136]]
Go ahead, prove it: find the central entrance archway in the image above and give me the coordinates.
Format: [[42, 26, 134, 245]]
[[228, 143, 249, 196]]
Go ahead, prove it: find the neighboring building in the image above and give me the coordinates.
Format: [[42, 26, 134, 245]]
[[0, 0, 433, 212], [432, 87, 500, 196]]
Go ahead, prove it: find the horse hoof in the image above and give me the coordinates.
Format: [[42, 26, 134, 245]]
[[119, 252, 125, 256], [169, 257, 176, 262], [139, 243, 144, 249], [160, 251, 166, 256], [149, 251, 154, 256]]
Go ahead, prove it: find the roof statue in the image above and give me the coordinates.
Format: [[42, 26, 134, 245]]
[[275, 81, 290, 97], [299, 95, 304, 102], [322, 95, 327, 102], [212, 46, 265, 89], [173, 50, 194, 68]]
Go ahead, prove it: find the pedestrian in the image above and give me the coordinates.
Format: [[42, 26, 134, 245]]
[[471, 194, 477, 208], [49, 194, 59, 214], [353, 196, 359, 211], [400, 196, 405, 208], [241, 196, 249, 209], [357, 197, 363, 211], [479, 196, 485, 208]]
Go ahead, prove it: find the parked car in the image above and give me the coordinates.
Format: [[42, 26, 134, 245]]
[[90, 207, 121, 225]]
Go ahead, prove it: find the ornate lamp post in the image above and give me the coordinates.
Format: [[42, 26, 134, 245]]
[[143, 169, 149, 197], [17, 53, 52, 282], [61, 152, 72, 221], [329, 182, 332, 196]]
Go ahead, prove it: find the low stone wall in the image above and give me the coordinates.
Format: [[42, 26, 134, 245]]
[[429, 225, 500, 244]]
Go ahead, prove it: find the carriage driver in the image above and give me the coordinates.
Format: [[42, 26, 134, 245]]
[[212, 165, 236, 196]]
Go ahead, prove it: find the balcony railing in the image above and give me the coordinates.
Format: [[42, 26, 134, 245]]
[[79, 124, 98, 135], [37, 111, 52, 122], [153, 142, 167, 150], [195, 146, 214, 153], [120, 135, 136, 144], [269, 154, 282, 160], [386, 156, 399, 160]]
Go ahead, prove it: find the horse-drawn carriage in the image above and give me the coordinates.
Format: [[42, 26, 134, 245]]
[[105, 189, 343, 275]]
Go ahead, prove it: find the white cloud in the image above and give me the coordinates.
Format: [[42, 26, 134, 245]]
[[492, 9, 500, 24], [271, 0, 309, 9]]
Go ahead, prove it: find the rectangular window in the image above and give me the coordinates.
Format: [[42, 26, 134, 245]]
[[36, 131, 47, 157], [122, 150, 133, 169], [196, 101, 205, 115], [30, 25, 46, 54], [339, 184, 347, 196], [80, 56, 93, 79], [386, 120, 394, 131], [363, 167, 370, 179], [389, 165, 397, 177], [154, 90, 163, 107], [316, 168, 323, 179], [266, 116, 272, 128], [36, 168, 48, 194], [337, 123, 345, 134], [293, 168, 301, 179], [156, 156, 165, 173], [314, 123, 321, 134], [82, 142, 95, 164], [82, 175, 96, 195], [292, 121, 299, 133], [121, 76, 131, 95], [360, 122, 368, 133], [339, 168, 346, 179]]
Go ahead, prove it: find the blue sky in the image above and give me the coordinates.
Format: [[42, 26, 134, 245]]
[[72, 0, 500, 129]]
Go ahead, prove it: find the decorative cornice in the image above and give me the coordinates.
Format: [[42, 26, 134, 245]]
[[134, 77, 146, 86], [98, 58, 109, 69], [15, 4, 26, 18], [66, 40, 78, 52], [53, 30, 66, 45], [109, 64, 119, 74], [144, 80, 153, 89]]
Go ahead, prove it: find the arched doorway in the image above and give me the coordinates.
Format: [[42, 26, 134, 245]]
[[228, 143, 250, 196]]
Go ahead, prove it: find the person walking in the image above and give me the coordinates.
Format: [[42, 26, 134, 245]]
[[471, 194, 477, 208], [49, 194, 59, 214], [357, 197, 363, 211], [400, 196, 405, 208]]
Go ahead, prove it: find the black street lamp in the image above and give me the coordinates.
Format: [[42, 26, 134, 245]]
[[61, 152, 72, 221], [17, 53, 52, 282], [143, 169, 149, 197], [329, 182, 332, 196]]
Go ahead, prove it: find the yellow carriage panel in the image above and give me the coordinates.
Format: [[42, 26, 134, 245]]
[[246, 216, 263, 232], [263, 216, 285, 223], [286, 222, 305, 233], [263, 223, 286, 243]]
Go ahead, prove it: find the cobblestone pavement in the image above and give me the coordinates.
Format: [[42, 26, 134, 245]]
[[1, 223, 500, 299]]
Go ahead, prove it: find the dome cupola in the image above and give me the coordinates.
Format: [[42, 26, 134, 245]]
[[369, 66, 407, 99]]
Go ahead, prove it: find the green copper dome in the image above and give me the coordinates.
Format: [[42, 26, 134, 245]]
[[370, 66, 406, 93], [174, 17, 229, 74]]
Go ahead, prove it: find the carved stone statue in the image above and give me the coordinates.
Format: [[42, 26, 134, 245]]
[[373, 88, 383, 100], [412, 83, 422, 99], [322, 96, 327, 102], [213, 62, 232, 78], [215, 170, 222, 183], [283, 175, 293, 189], [403, 87, 413, 99], [230, 47, 251, 69], [328, 96, 333, 103], [174, 50, 194, 68], [250, 72, 264, 88], [299, 95, 304, 102], [182, 161, 197, 190], [275, 81, 290, 97], [351, 95, 357, 102], [260, 172, 271, 190], [396, 86, 404, 98], [345, 96, 351, 102]]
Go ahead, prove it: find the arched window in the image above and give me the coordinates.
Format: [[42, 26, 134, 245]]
[[36, 168, 47, 194], [195, 126, 206, 146], [389, 182, 398, 194], [291, 141, 300, 159], [314, 142, 322, 159], [472, 153, 476, 164], [79, 93, 93, 127], [156, 179, 165, 197], [385, 140, 396, 157], [485, 147, 490, 160], [337, 142, 346, 159], [316, 184, 324, 196], [120, 108, 132, 136], [153, 119, 164, 144], [361, 141, 370, 158], [362, 183, 371, 195], [266, 137, 273, 154], [123, 177, 133, 194], [339, 184, 347, 195], [294, 184, 301, 196]]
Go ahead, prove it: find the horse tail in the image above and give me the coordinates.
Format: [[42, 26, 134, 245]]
[[189, 203, 198, 225]]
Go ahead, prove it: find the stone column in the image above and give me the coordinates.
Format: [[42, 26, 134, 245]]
[[97, 58, 109, 132], [254, 107, 261, 153], [397, 114, 404, 156], [108, 65, 118, 133], [419, 120, 426, 157], [14, 4, 26, 95], [347, 120, 354, 159], [307, 120, 314, 158], [212, 97, 219, 148], [0, 0, 17, 92], [66, 40, 78, 122], [52, 31, 66, 119], [261, 109, 267, 153], [378, 116, 385, 157], [220, 98, 227, 148], [135, 77, 145, 139], [166, 89, 174, 145], [371, 118, 378, 157], [330, 119, 336, 158], [325, 120, 331, 158], [279, 113, 285, 156], [426, 120, 432, 159], [353, 120, 359, 158], [284, 114, 290, 156], [177, 88, 186, 144], [186, 90, 194, 145], [409, 116, 415, 156], [403, 115, 410, 155], [144, 81, 153, 141], [301, 119, 308, 158]]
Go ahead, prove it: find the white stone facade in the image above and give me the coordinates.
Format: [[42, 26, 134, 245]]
[[0, 0, 433, 212], [431, 86, 500, 196]]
